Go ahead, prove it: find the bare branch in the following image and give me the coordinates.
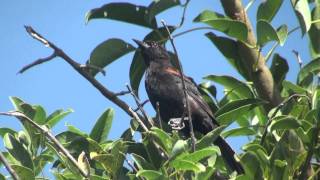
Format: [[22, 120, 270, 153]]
[[156, 102, 163, 129], [161, 20, 196, 152], [18, 52, 57, 74], [0, 151, 20, 180], [0, 111, 89, 178], [23, 26, 147, 131]]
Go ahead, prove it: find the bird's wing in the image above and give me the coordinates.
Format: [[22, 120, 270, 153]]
[[164, 67, 219, 125]]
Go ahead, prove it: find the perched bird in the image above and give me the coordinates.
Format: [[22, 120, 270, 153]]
[[133, 39, 244, 174]]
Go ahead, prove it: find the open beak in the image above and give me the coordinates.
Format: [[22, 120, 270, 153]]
[[133, 39, 149, 49]]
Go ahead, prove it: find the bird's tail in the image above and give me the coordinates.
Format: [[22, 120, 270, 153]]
[[214, 136, 244, 174]]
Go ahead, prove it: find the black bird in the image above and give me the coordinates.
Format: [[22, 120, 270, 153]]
[[133, 39, 244, 174]]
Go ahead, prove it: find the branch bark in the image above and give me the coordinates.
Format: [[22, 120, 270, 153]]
[[220, 0, 282, 111], [0, 151, 20, 180]]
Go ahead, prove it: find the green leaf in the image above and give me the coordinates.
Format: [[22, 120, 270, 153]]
[[3, 134, 34, 170], [66, 124, 88, 137], [205, 75, 254, 98], [291, 0, 312, 35], [194, 10, 248, 42], [205, 33, 249, 79], [9, 96, 24, 111], [221, 127, 256, 138], [257, 0, 284, 22], [46, 109, 73, 128], [309, 6, 320, 58], [0, 174, 5, 180], [131, 153, 155, 170], [195, 167, 215, 180], [171, 140, 188, 159], [270, 116, 302, 132], [33, 105, 46, 125], [90, 108, 114, 143], [270, 54, 289, 90], [257, 20, 285, 46], [85, 3, 157, 29], [87, 38, 135, 76], [147, 0, 180, 23], [149, 127, 173, 153], [0, 128, 16, 138], [170, 159, 205, 172], [196, 126, 226, 150], [215, 99, 265, 125], [183, 146, 220, 163], [240, 152, 263, 179], [276, 25, 288, 46], [282, 80, 308, 94], [257, 20, 278, 46], [11, 165, 34, 180], [136, 170, 165, 179], [34, 154, 54, 176], [297, 57, 320, 85]]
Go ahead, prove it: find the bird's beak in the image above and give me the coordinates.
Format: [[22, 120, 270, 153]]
[[133, 39, 149, 49]]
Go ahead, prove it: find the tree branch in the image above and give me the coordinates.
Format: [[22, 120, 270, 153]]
[[22, 26, 148, 131], [161, 20, 196, 152], [0, 111, 89, 178], [220, 0, 282, 111], [0, 151, 20, 180]]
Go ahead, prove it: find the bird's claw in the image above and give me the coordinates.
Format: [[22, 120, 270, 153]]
[[168, 117, 188, 130]]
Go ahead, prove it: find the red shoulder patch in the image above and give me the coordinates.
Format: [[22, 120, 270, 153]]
[[164, 67, 181, 77]]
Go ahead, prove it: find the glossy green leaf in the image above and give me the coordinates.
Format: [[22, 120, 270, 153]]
[[147, 0, 180, 23], [309, 6, 320, 58], [170, 159, 205, 172], [90, 108, 114, 143], [136, 170, 165, 179], [143, 135, 165, 169], [196, 126, 226, 150], [221, 127, 256, 138], [171, 140, 188, 159], [270, 116, 302, 132], [149, 127, 173, 153], [194, 10, 248, 42], [270, 54, 289, 90], [297, 57, 320, 85], [282, 80, 308, 94], [183, 146, 220, 163], [9, 96, 24, 111], [205, 33, 249, 79], [34, 153, 54, 176], [276, 25, 288, 46], [85, 3, 157, 29], [205, 75, 254, 98], [291, 0, 312, 35], [87, 38, 135, 76], [11, 165, 34, 180], [215, 99, 265, 125], [33, 105, 46, 125], [257, 0, 283, 22], [195, 166, 215, 180], [257, 20, 282, 46], [66, 124, 88, 137], [3, 134, 34, 170], [46, 108, 73, 128]]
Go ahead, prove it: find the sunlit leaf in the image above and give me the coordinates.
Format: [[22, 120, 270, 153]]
[[221, 127, 256, 138], [90, 108, 114, 143], [85, 3, 157, 29], [291, 0, 312, 35], [194, 10, 248, 42], [87, 38, 135, 76], [257, 0, 284, 22], [297, 57, 320, 85]]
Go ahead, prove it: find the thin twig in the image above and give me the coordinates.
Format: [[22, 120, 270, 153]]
[[23, 25, 147, 132], [126, 84, 153, 127], [18, 52, 57, 74], [0, 111, 89, 178], [0, 151, 20, 180], [133, 100, 149, 112], [114, 90, 130, 96], [260, 94, 311, 145], [156, 102, 163, 129], [177, 0, 191, 28], [161, 20, 196, 152]]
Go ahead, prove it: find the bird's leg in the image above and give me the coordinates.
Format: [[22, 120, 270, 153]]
[[168, 110, 189, 130]]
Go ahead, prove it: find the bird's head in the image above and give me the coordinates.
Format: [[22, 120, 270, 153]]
[[133, 39, 170, 66]]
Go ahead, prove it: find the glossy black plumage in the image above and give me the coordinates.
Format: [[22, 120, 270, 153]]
[[133, 39, 244, 174]]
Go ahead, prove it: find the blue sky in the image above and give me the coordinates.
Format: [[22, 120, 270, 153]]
[[0, 0, 310, 157]]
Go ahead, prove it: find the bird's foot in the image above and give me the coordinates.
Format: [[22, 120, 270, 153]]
[[168, 117, 188, 130]]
